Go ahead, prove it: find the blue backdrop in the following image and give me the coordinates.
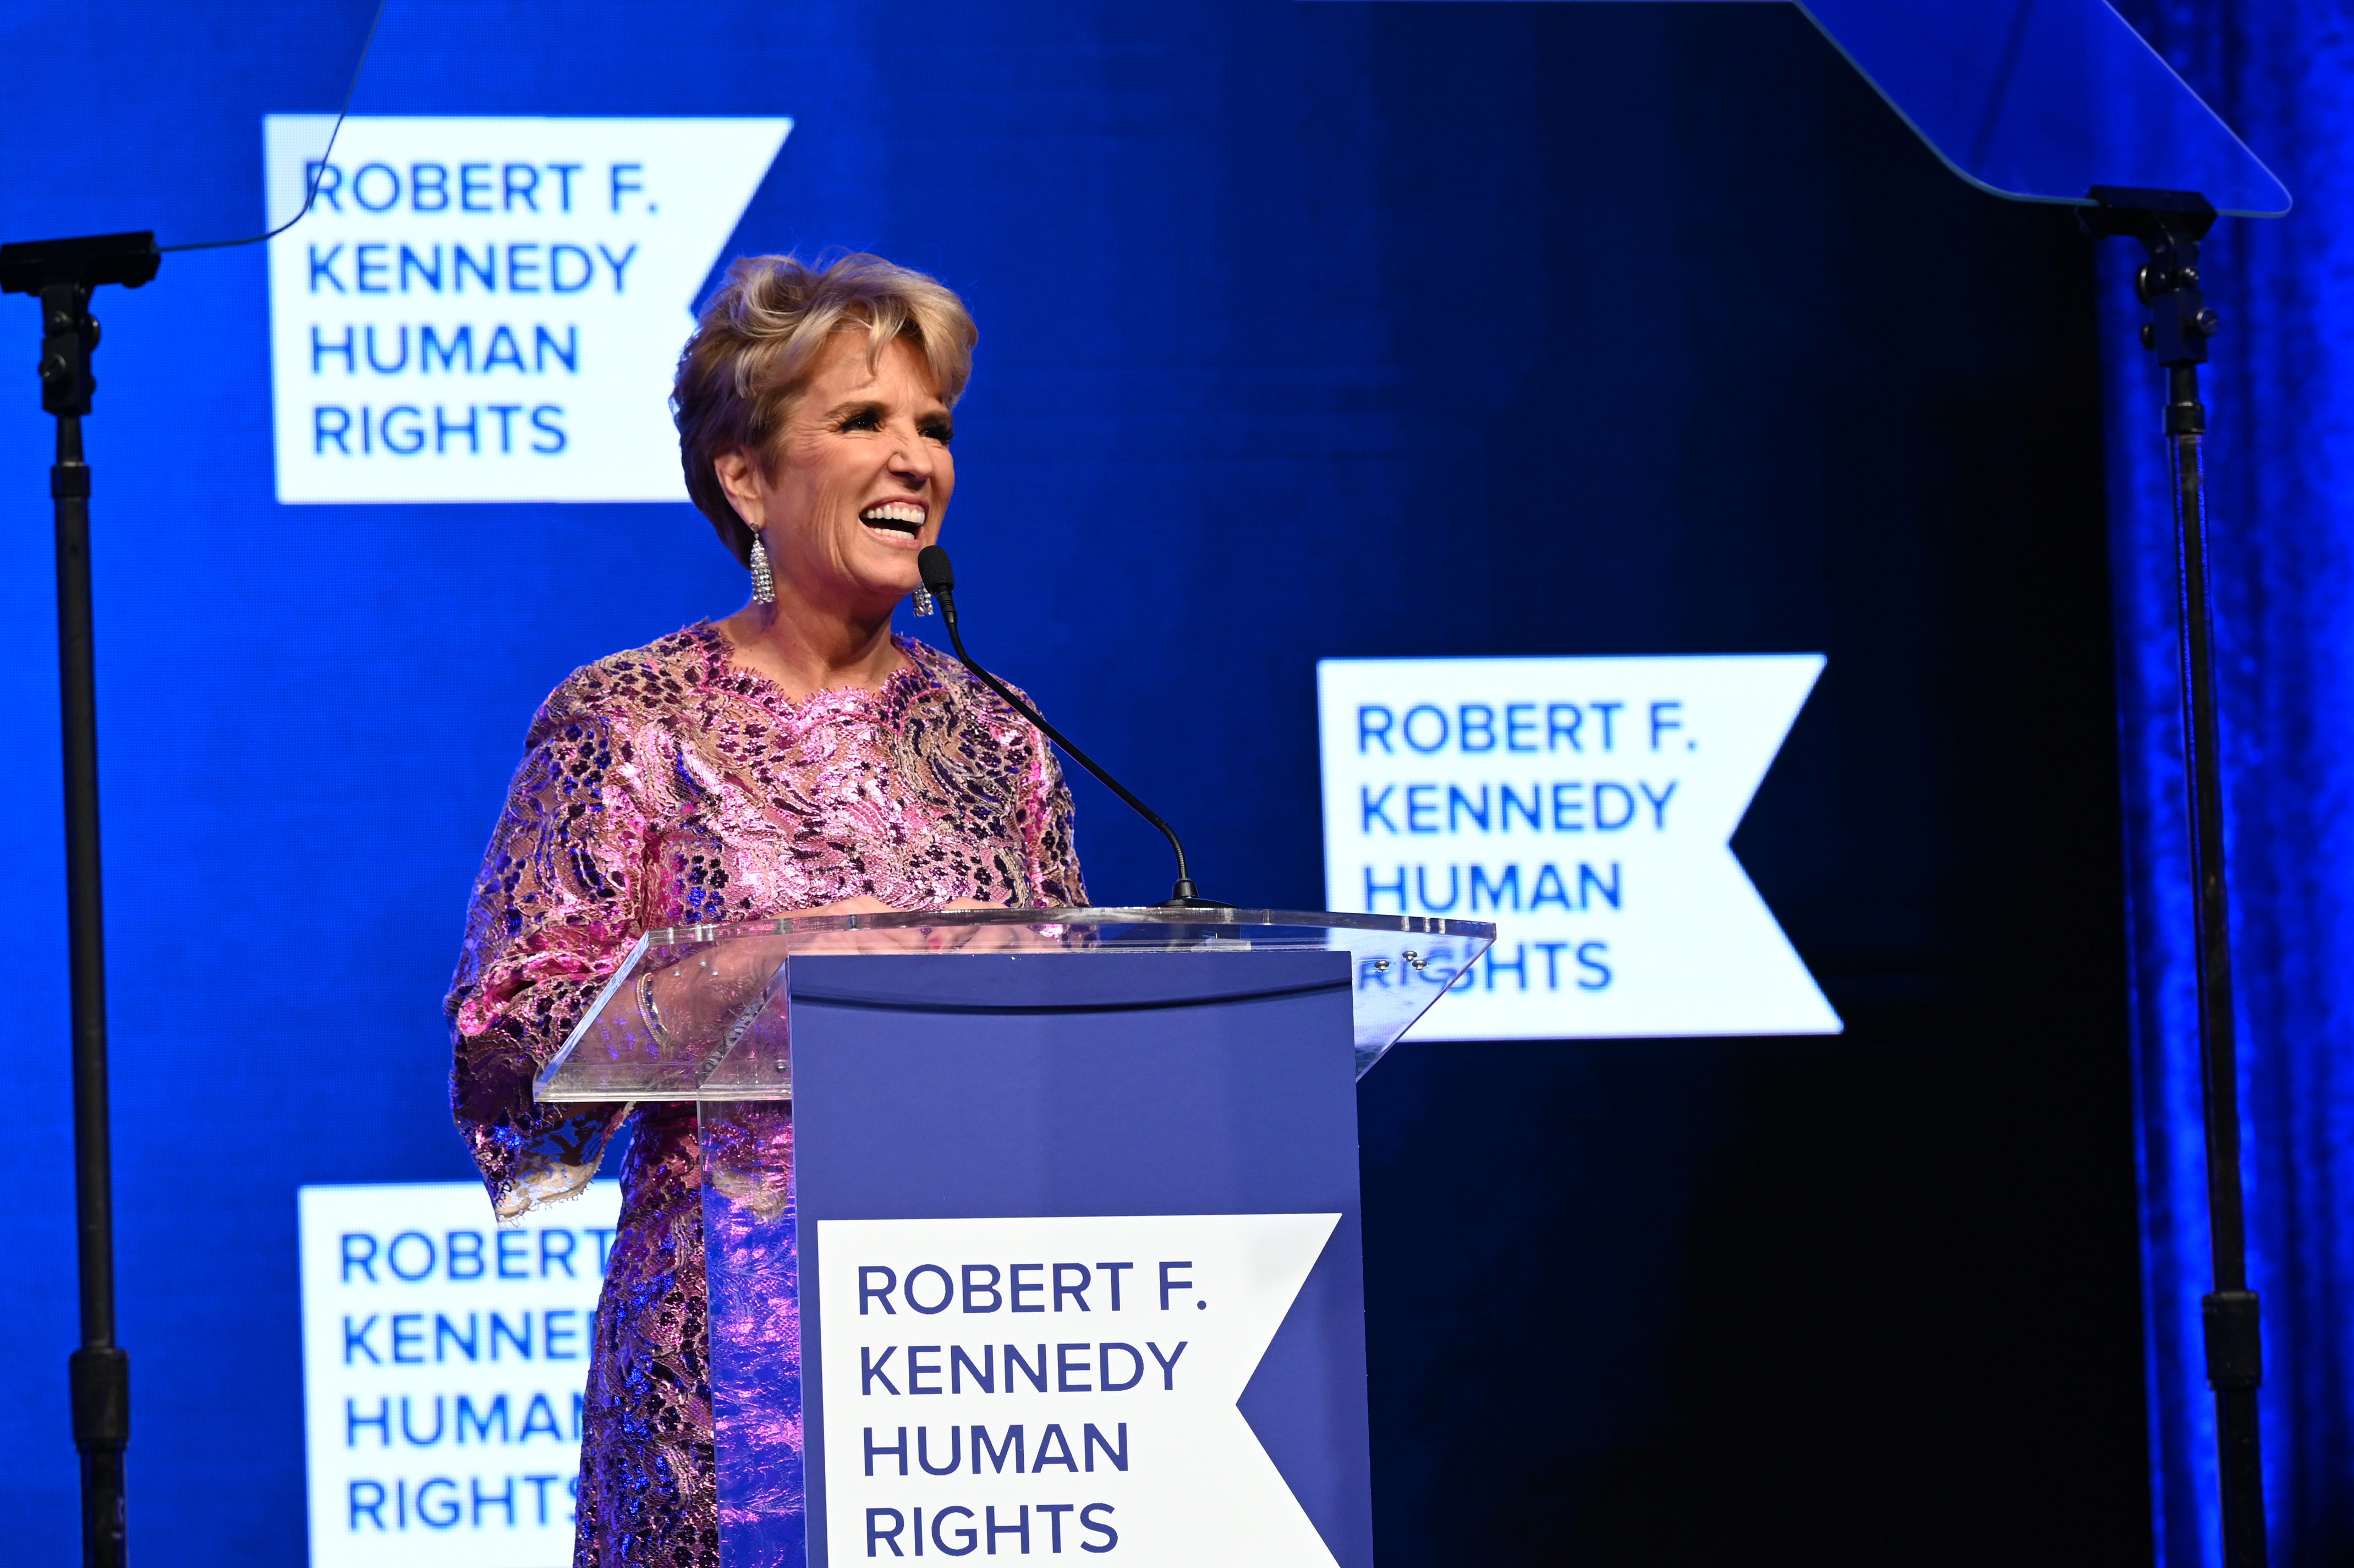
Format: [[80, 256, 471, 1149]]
[[0, 3, 2182, 1563], [2104, 4, 2354, 1565]]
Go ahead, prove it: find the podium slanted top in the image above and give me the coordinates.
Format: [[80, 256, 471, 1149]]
[[1797, 0, 2287, 215], [537, 908, 1496, 1103]]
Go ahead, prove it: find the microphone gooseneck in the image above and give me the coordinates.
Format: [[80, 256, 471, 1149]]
[[917, 545, 1222, 911]]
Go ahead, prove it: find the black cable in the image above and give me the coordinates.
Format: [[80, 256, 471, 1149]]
[[919, 547, 1218, 908]]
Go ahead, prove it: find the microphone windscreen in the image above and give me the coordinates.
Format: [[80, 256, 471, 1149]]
[[918, 545, 956, 594]]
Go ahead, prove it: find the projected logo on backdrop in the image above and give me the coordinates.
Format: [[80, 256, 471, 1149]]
[[264, 116, 789, 503], [1319, 656, 1839, 1040], [299, 1182, 622, 1567]]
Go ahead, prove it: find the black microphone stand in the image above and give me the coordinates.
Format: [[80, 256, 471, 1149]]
[[917, 546, 1225, 910], [0, 229, 160, 1568], [2082, 187, 2267, 1568]]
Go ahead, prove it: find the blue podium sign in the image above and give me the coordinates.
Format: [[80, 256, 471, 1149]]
[[783, 950, 1369, 1566]]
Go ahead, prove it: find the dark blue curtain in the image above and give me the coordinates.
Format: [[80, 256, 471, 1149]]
[[2103, 4, 2354, 1564]]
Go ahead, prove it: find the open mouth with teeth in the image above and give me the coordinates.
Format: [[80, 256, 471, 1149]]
[[860, 501, 926, 540]]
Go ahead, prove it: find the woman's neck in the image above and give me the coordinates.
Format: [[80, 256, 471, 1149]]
[[714, 583, 906, 701]]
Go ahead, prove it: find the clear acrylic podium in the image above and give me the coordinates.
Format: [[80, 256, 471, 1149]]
[[537, 907, 1492, 1568]]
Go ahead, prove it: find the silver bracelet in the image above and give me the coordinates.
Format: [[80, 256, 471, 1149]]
[[636, 969, 673, 1049]]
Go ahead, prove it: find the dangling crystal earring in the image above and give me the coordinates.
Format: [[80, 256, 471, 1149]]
[[912, 585, 936, 617], [749, 532, 775, 605]]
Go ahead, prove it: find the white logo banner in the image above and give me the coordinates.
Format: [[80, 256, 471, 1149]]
[[265, 115, 789, 503], [1319, 655, 1839, 1040], [818, 1213, 1341, 1566], [299, 1181, 622, 1568]]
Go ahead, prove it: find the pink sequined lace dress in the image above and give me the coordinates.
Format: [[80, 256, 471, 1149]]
[[446, 624, 1085, 1568]]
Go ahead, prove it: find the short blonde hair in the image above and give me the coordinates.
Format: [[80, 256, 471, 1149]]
[[672, 253, 978, 564]]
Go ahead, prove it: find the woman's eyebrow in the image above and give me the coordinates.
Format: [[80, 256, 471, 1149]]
[[820, 397, 889, 421]]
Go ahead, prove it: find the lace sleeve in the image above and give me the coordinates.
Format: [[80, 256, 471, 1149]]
[[446, 674, 658, 1219], [1020, 733, 1088, 908]]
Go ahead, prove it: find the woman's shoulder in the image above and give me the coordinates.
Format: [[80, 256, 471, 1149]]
[[898, 634, 967, 690], [898, 634, 1063, 763], [899, 634, 1041, 714], [524, 624, 722, 745]]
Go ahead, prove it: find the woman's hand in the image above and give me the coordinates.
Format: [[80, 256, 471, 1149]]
[[794, 894, 902, 919], [777, 893, 1028, 953], [632, 896, 1057, 1040], [931, 896, 1067, 951], [789, 895, 1061, 951]]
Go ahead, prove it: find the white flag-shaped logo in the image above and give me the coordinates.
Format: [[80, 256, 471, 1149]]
[[1319, 654, 1840, 1040], [265, 115, 789, 503], [819, 1213, 1342, 1566]]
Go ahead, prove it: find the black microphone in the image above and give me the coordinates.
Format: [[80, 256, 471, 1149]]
[[918, 545, 1222, 910]]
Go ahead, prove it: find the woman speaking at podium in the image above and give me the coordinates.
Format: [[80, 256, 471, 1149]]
[[443, 253, 1087, 1566]]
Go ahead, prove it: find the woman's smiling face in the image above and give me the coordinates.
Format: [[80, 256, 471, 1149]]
[[716, 328, 955, 618]]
